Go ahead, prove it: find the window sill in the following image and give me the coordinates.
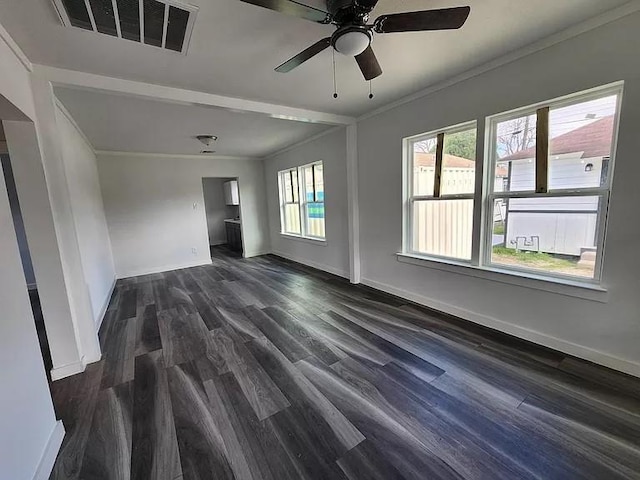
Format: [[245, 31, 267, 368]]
[[396, 252, 608, 303], [280, 233, 327, 246]]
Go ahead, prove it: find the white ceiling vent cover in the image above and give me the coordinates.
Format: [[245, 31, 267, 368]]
[[51, 0, 198, 54]]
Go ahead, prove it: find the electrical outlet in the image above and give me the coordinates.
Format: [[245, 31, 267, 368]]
[[191, 247, 197, 255], [193, 202, 198, 209]]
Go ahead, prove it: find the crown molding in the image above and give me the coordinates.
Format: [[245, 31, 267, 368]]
[[264, 125, 345, 160], [0, 23, 32, 72], [96, 150, 258, 161]]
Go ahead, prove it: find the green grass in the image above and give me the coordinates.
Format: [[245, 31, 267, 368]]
[[492, 246, 580, 271], [493, 222, 505, 235]]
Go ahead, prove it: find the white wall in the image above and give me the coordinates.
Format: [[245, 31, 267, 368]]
[[29, 76, 102, 371], [202, 177, 238, 246], [55, 103, 116, 325], [357, 11, 640, 375], [0, 26, 62, 480], [97, 153, 270, 278], [0, 154, 62, 480], [264, 128, 350, 278]]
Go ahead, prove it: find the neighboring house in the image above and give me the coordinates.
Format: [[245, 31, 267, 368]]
[[497, 116, 613, 258]]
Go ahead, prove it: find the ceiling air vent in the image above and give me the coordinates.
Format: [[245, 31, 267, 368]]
[[52, 0, 197, 53]]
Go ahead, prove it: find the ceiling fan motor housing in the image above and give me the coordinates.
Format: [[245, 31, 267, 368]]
[[327, 0, 356, 16], [328, 0, 371, 25]]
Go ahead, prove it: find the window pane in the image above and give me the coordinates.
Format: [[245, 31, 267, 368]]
[[283, 204, 301, 234], [305, 203, 325, 238], [412, 137, 437, 196], [303, 165, 314, 202], [412, 199, 473, 260], [548, 95, 618, 190], [301, 163, 325, 238], [493, 113, 537, 193], [314, 164, 324, 201], [490, 196, 600, 279], [441, 128, 476, 195], [282, 170, 298, 203]]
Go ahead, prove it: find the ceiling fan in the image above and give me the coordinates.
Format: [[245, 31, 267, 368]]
[[236, 0, 471, 81]]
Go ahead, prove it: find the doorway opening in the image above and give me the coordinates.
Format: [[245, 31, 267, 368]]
[[0, 146, 53, 381], [202, 177, 244, 259]]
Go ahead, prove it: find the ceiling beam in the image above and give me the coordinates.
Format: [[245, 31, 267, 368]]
[[32, 65, 355, 126]]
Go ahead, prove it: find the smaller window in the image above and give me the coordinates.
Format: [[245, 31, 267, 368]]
[[405, 122, 478, 261], [278, 162, 325, 240]]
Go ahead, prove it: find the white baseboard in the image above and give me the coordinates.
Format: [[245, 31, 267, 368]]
[[244, 249, 271, 258], [50, 356, 86, 381], [361, 277, 640, 378], [117, 259, 213, 279], [96, 276, 117, 331], [271, 250, 349, 279], [33, 420, 65, 480]]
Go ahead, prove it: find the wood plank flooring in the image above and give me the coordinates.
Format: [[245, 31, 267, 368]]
[[49, 246, 640, 480]]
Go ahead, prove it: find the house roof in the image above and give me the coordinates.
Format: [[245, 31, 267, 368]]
[[414, 153, 475, 168], [499, 115, 614, 161], [414, 152, 509, 176]]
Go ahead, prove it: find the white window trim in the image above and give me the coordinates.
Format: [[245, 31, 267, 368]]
[[401, 82, 624, 289], [403, 120, 478, 262], [278, 161, 326, 241], [280, 233, 327, 246], [396, 252, 608, 302], [278, 167, 301, 236]]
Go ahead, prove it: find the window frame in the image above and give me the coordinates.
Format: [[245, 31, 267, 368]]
[[401, 82, 624, 287], [278, 161, 326, 241], [482, 84, 623, 284], [278, 167, 301, 236], [403, 120, 478, 263]]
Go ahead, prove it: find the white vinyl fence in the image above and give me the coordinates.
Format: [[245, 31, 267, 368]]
[[413, 167, 475, 259]]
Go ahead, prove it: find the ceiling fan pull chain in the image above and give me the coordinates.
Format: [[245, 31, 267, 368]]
[[332, 48, 338, 99], [369, 80, 374, 99]]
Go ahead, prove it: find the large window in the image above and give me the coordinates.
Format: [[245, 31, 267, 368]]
[[403, 83, 622, 284], [405, 122, 477, 260], [278, 161, 325, 240]]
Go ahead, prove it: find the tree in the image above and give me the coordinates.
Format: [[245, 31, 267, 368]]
[[413, 138, 438, 154], [443, 129, 476, 160], [496, 115, 536, 158], [413, 130, 477, 160]]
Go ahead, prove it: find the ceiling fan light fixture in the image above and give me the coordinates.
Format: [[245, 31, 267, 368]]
[[196, 135, 218, 146], [334, 30, 371, 56]]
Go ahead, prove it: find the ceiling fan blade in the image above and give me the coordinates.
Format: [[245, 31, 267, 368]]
[[374, 6, 470, 33], [354, 0, 380, 11], [355, 46, 382, 81], [275, 37, 332, 73], [237, 0, 329, 23]]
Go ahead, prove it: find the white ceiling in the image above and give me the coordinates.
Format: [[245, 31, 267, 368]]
[[54, 87, 329, 156], [0, 0, 632, 117]]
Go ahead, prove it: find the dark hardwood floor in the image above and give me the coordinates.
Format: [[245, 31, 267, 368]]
[[49, 246, 640, 480]]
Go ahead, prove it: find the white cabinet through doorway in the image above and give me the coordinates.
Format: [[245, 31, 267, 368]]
[[223, 180, 239, 206]]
